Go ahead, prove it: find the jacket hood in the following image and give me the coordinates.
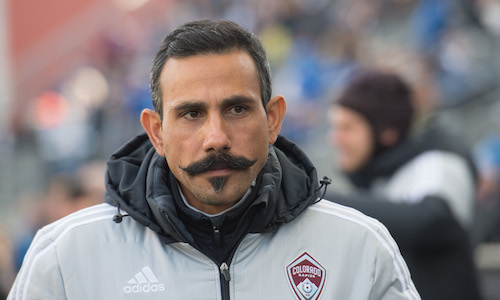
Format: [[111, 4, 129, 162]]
[[105, 133, 320, 243], [347, 117, 477, 188]]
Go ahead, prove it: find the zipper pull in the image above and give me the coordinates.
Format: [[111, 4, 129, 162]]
[[220, 262, 231, 281], [213, 225, 222, 248]]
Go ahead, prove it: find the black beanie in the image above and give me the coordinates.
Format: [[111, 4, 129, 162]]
[[335, 70, 414, 154]]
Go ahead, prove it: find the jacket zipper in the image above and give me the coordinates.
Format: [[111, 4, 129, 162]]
[[212, 220, 258, 300], [214, 225, 231, 300], [220, 262, 231, 299]]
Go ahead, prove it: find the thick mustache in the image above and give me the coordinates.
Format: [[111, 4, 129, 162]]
[[179, 153, 257, 176]]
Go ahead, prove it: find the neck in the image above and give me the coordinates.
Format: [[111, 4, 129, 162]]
[[178, 182, 255, 216]]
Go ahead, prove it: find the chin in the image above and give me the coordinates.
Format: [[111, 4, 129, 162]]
[[201, 191, 242, 207], [198, 180, 245, 202], [338, 161, 356, 174]]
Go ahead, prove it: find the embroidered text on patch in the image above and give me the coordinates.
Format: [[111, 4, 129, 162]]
[[286, 252, 326, 300]]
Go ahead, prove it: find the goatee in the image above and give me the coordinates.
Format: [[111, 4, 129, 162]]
[[210, 176, 228, 193]]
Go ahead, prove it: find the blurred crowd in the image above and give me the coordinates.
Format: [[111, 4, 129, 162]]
[[2, 0, 500, 298]]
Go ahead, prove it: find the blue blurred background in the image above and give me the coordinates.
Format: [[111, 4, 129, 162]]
[[1, 0, 500, 298]]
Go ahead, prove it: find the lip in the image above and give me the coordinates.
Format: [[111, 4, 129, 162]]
[[204, 168, 233, 176]]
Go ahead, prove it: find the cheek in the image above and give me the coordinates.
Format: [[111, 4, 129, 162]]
[[237, 118, 269, 150], [346, 129, 373, 167], [358, 128, 374, 154], [332, 128, 354, 152], [162, 130, 193, 168], [335, 127, 371, 158]]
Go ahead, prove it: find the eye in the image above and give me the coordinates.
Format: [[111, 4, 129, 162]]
[[183, 111, 202, 120], [229, 105, 247, 115]]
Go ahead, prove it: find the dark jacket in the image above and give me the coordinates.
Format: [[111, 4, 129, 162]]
[[328, 118, 482, 300]]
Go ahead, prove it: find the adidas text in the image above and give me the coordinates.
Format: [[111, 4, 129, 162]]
[[123, 282, 165, 294]]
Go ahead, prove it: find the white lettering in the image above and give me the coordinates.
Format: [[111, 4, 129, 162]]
[[123, 283, 166, 294], [292, 265, 322, 277]]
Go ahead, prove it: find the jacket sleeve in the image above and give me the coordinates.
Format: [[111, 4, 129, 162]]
[[8, 228, 67, 300], [327, 191, 468, 251], [369, 225, 421, 300], [393, 151, 475, 229]]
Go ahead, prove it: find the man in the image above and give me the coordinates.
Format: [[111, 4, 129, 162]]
[[328, 69, 482, 300], [9, 21, 419, 300]]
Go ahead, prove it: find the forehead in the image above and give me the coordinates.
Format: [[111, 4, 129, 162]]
[[330, 106, 368, 126], [159, 50, 260, 108]]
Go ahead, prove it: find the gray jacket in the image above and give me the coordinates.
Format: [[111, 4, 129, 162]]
[[331, 118, 481, 300], [9, 135, 419, 299]]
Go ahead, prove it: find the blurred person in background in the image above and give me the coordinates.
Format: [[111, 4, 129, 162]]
[[327, 69, 482, 300], [11, 161, 105, 272], [0, 228, 15, 300], [42, 162, 105, 223], [9, 20, 419, 300], [472, 135, 500, 244]]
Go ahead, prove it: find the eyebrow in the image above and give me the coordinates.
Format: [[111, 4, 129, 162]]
[[221, 95, 256, 108], [171, 101, 207, 113], [171, 95, 257, 112]]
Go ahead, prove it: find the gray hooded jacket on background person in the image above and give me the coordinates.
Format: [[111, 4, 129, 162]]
[[328, 70, 481, 300], [9, 134, 420, 300], [328, 118, 482, 300]]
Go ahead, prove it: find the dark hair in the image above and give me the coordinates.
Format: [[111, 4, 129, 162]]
[[150, 19, 272, 119], [335, 69, 414, 151]]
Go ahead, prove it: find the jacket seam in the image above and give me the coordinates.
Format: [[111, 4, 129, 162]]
[[53, 242, 68, 300]]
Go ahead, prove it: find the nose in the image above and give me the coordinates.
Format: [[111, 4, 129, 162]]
[[202, 114, 232, 152]]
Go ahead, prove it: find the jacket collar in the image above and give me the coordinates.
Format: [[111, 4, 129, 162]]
[[105, 133, 320, 244]]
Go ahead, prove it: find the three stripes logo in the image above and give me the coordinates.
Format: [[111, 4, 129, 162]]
[[123, 266, 165, 294]]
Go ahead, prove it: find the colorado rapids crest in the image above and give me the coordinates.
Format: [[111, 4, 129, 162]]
[[286, 252, 326, 300]]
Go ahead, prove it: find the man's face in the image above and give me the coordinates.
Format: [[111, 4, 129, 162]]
[[145, 50, 284, 214], [329, 106, 374, 173]]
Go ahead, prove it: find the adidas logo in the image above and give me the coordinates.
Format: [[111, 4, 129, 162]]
[[123, 266, 165, 294]]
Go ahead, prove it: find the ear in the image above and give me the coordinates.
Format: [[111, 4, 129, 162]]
[[379, 128, 400, 147], [140, 109, 166, 156], [265, 95, 287, 144]]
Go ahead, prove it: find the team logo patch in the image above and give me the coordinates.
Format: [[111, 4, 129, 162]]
[[286, 252, 326, 300]]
